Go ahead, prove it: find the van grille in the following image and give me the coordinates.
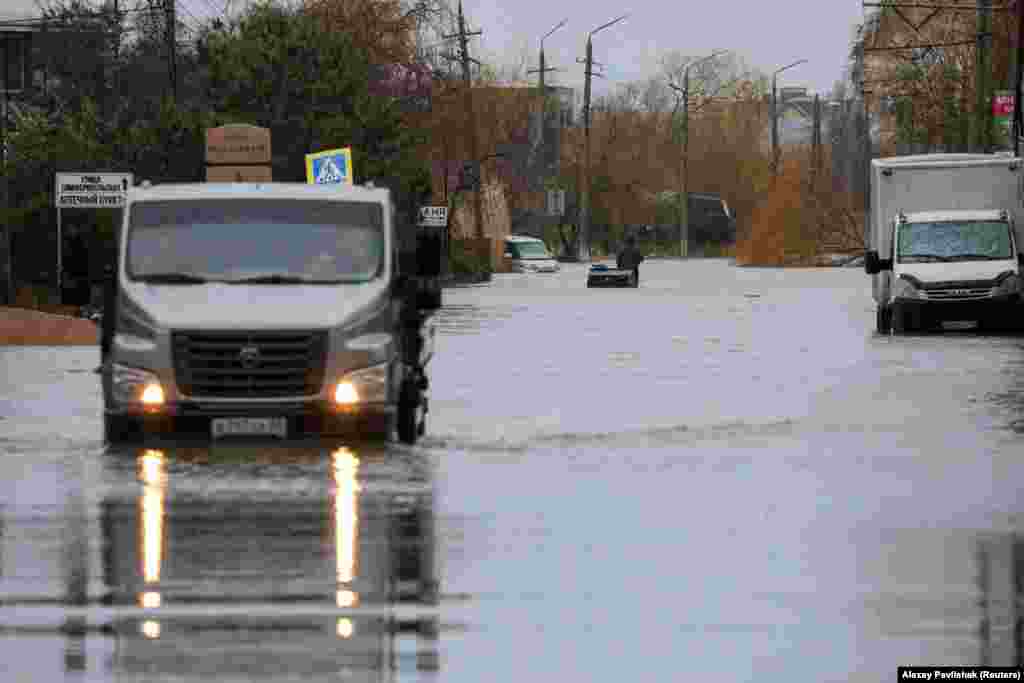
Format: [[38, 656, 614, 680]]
[[172, 330, 327, 399], [923, 287, 995, 301]]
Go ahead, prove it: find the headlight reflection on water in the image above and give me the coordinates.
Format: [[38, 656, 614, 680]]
[[139, 450, 166, 610], [333, 448, 360, 610]]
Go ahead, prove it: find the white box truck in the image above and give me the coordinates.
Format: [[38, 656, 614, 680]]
[[99, 181, 443, 444], [865, 153, 1024, 333]]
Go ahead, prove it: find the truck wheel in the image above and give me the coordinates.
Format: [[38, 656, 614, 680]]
[[892, 306, 915, 334], [104, 414, 142, 444], [396, 380, 423, 445], [876, 305, 892, 334]]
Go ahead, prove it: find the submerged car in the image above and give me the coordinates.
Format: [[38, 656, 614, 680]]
[[504, 235, 560, 273], [586, 263, 637, 288]]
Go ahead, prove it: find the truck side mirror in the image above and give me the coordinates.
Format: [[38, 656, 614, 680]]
[[864, 250, 880, 275]]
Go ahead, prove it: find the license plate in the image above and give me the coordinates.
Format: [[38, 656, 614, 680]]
[[211, 417, 288, 439]]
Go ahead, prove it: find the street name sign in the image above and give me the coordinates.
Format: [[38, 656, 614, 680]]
[[55, 172, 133, 208]]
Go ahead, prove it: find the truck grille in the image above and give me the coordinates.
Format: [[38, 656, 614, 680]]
[[172, 330, 327, 399], [923, 287, 995, 301]]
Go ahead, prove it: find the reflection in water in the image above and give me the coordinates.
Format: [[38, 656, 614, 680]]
[[138, 450, 166, 615], [977, 534, 1024, 667], [334, 448, 360, 610], [141, 620, 161, 639], [93, 443, 442, 679]]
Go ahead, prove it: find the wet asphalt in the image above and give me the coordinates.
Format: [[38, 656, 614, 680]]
[[2, 258, 1024, 682]]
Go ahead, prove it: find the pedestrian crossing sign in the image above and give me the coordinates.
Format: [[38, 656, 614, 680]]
[[305, 147, 353, 185]]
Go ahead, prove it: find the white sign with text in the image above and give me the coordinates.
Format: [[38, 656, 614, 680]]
[[55, 172, 133, 209]]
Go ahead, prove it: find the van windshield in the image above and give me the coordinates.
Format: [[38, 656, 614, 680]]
[[509, 241, 550, 259], [896, 220, 1014, 263], [126, 199, 384, 284]]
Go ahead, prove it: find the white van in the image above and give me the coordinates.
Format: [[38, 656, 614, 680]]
[[503, 235, 559, 273]]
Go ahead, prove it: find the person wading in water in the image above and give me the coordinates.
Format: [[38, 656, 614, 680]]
[[616, 234, 644, 287]]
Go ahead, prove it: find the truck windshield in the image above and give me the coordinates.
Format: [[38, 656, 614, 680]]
[[896, 220, 1014, 262], [510, 242, 550, 259], [126, 199, 384, 283]]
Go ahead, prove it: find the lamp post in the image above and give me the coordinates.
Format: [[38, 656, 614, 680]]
[[533, 19, 567, 95], [578, 14, 628, 261], [668, 49, 729, 258], [771, 59, 808, 177]]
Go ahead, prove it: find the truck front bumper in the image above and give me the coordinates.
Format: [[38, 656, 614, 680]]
[[106, 400, 396, 439], [892, 293, 1022, 324]]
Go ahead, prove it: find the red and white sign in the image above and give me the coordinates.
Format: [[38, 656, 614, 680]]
[[993, 92, 1015, 118]]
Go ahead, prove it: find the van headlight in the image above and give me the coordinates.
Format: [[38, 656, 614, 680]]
[[111, 364, 165, 407], [994, 273, 1022, 296], [334, 363, 389, 405], [891, 276, 923, 301]]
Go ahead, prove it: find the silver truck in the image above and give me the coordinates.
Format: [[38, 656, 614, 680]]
[[100, 181, 442, 444], [864, 153, 1024, 333]]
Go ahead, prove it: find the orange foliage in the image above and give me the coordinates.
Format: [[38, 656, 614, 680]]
[[304, 0, 417, 65], [736, 148, 865, 267]]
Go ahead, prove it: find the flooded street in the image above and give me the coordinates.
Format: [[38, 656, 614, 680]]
[[2, 258, 1024, 681]]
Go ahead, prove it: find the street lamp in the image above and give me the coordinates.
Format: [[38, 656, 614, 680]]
[[771, 59, 808, 177], [536, 19, 567, 94], [579, 13, 628, 261], [668, 49, 730, 258]]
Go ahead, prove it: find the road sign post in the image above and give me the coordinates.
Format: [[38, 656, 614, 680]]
[[418, 205, 449, 278], [54, 172, 133, 296]]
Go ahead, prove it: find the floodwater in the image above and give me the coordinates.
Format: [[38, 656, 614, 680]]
[[2, 258, 1024, 682]]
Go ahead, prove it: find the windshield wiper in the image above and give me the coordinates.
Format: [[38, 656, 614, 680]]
[[135, 272, 211, 284], [899, 254, 953, 262], [948, 253, 1009, 261], [227, 274, 361, 284]]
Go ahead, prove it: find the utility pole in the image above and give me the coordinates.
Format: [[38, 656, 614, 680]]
[[528, 20, 567, 95], [165, 0, 177, 101], [771, 59, 807, 177], [446, 2, 484, 239], [1016, 0, 1023, 156], [975, 0, 993, 152], [527, 20, 566, 190], [1, 71, 9, 305], [812, 94, 822, 183], [579, 36, 596, 262], [669, 50, 728, 258], [577, 14, 627, 262]]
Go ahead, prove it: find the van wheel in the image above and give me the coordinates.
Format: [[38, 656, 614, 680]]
[[104, 414, 142, 444], [892, 305, 916, 334], [876, 305, 892, 334]]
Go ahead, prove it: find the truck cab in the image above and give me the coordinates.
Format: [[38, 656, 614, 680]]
[[865, 154, 1024, 333], [100, 181, 442, 444]]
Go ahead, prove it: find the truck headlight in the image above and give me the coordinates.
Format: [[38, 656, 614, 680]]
[[334, 363, 389, 405], [994, 273, 1021, 296], [111, 364, 165, 407], [891, 276, 923, 300]]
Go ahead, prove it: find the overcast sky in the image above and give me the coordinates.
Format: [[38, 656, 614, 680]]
[[2, 0, 867, 97]]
